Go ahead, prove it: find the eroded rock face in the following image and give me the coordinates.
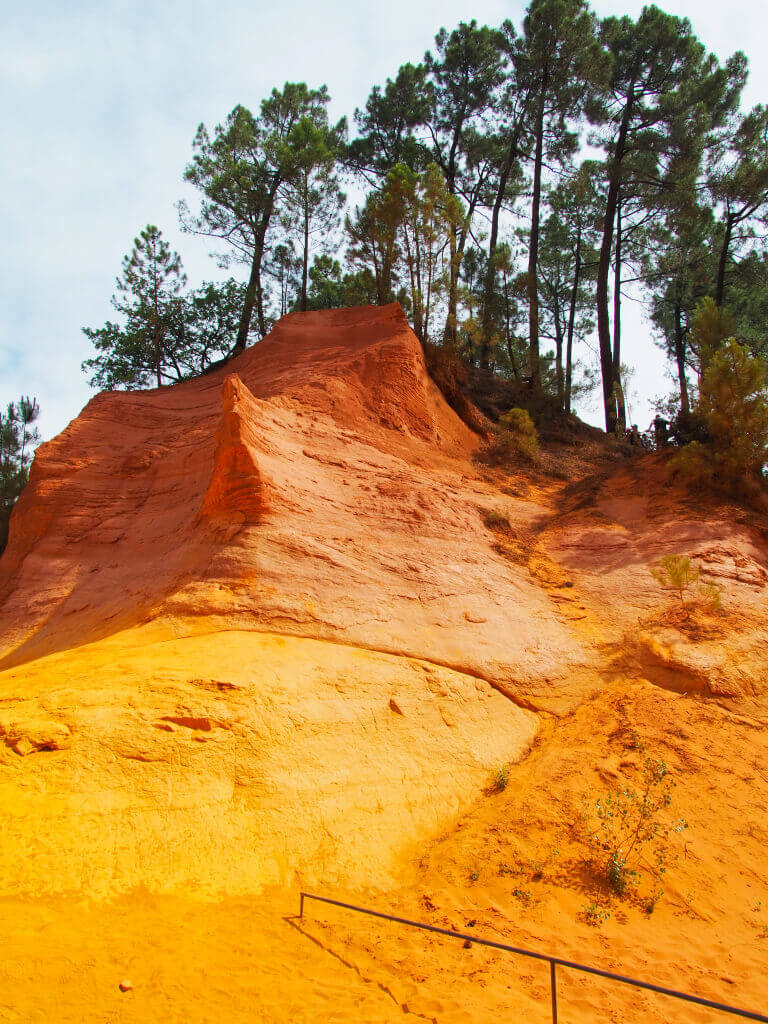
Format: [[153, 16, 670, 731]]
[[0, 304, 586, 692], [0, 712, 71, 756], [0, 304, 547, 896], [198, 375, 268, 525], [0, 628, 537, 897], [0, 303, 766, 900]]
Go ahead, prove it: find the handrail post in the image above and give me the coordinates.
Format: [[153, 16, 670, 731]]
[[550, 961, 558, 1024], [294, 893, 768, 1022]]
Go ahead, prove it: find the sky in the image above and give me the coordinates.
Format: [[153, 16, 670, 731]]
[[2, 0, 767, 442]]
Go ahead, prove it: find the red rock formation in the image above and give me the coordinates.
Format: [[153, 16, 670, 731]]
[[0, 304, 583, 694], [0, 305, 551, 901], [198, 374, 268, 525]]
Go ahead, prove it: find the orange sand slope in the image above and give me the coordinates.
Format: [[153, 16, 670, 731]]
[[1, 304, 767, 1022]]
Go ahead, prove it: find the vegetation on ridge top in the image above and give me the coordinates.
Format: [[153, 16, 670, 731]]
[[5, 0, 768, 546]]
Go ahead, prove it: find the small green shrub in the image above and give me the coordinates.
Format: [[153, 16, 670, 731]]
[[670, 331, 768, 494], [650, 555, 700, 607], [494, 407, 540, 461], [481, 508, 511, 533], [492, 764, 510, 792], [582, 901, 611, 927], [579, 756, 688, 907], [650, 554, 723, 612]]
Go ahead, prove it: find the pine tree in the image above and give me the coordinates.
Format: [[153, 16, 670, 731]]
[[514, 0, 606, 390], [180, 84, 335, 348], [645, 204, 716, 415], [536, 163, 601, 411], [303, 255, 377, 310], [708, 105, 768, 307], [182, 280, 255, 374], [265, 242, 302, 317], [383, 162, 464, 344], [673, 337, 768, 491], [281, 111, 346, 311], [83, 229, 250, 389], [476, 22, 528, 374], [82, 225, 186, 389], [727, 248, 768, 362], [424, 21, 508, 347], [689, 296, 736, 371], [0, 397, 40, 554], [345, 192, 402, 305], [347, 63, 432, 181], [591, 8, 743, 433]]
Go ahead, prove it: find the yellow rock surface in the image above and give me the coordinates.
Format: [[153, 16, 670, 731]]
[[0, 623, 536, 897]]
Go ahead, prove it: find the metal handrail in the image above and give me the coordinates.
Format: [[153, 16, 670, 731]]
[[299, 892, 768, 1023]]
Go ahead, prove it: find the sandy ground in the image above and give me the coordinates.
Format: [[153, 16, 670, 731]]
[[2, 676, 766, 1023]]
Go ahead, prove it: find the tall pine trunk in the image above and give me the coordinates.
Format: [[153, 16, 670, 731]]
[[152, 261, 161, 388], [380, 240, 395, 305], [441, 136, 460, 348], [715, 214, 733, 307], [479, 191, 505, 369], [554, 301, 564, 406], [479, 129, 523, 369], [527, 84, 547, 389], [301, 192, 309, 312], [370, 239, 383, 304], [235, 249, 262, 353], [154, 327, 162, 388], [235, 180, 281, 352], [444, 232, 459, 346], [673, 300, 690, 414], [612, 194, 626, 431], [564, 223, 582, 415], [596, 92, 634, 433], [503, 272, 522, 381]]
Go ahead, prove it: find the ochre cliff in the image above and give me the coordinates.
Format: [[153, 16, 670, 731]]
[[0, 304, 544, 896], [0, 304, 586, 694], [1, 304, 767, 1022]]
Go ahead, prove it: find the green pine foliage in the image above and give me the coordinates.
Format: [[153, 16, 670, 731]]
[[82, 227, 250, 391], [650, 555, 701, 606], [383, 162, 464, 344], [650, 554, 723, 612], [304, 256, 377, 311], [179, 85, 344, 346], [689, 296, 736, 370], [75, 1, 768, 441], [494, 407, 540, 460], [0, 397, 40, 554], [82, 225, 187, 390], [671, 322, 768, 492]]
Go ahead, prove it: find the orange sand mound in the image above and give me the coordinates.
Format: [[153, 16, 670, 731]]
[[1, 304, 767, 1021]]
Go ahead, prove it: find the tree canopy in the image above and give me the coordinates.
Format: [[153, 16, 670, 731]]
[[77, 0, 768, 500], [0, 397, 40, 554], [82, 226, 251, 389]]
